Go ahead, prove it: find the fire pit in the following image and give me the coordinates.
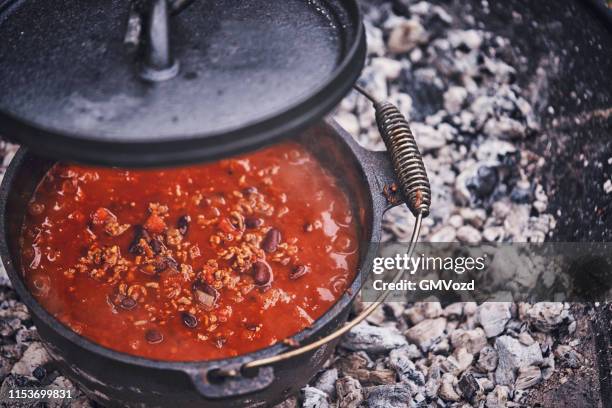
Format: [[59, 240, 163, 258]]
[[0, 0, 610, 407]]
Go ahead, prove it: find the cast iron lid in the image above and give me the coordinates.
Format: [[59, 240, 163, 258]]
[[0, 0, 365, 167]]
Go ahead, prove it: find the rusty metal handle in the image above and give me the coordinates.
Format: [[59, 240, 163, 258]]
[[355, 84, 431, 217], [236, 89, 432, 374]]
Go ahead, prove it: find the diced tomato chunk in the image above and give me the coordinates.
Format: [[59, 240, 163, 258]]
[[91, 207, 115, 226], [144, 214, 167, 234]]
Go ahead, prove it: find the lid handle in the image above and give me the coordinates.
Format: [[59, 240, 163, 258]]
[[141, 0, 180, 81], [125, 0, 182, 81]]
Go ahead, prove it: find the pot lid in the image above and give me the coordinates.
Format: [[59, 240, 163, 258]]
[[0, 0, 365, 167]]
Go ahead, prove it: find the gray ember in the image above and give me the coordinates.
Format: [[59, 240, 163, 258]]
[[467, 165, 498, 199]]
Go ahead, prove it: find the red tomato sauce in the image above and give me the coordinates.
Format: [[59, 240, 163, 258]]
[[20, 141, 358, 361]]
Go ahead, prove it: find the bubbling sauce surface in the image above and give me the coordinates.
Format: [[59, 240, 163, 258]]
[[20, 141, 358, 361]]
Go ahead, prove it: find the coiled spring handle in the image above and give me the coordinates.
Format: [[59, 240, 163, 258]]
[[354, 84, 431, 217], [231, 87, 431, 378]]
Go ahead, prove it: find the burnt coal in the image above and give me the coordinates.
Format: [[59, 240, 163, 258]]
[[510, 183, 533, 203], [467, 165, 499, 198]]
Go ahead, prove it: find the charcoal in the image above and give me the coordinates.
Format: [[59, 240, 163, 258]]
[[335, 376, 363, 408], [312, 368, 338, 397], [477, 302, 512, 338], [467, 165, 498, 198], [302, 386, 329, 408], [458, 372, 480, 400], [494, 335, 543, 385], [405, 318, 446, 352], [365, 384, 412, 408], [388, 347, 425, 385], [341, 322, 407, 353]]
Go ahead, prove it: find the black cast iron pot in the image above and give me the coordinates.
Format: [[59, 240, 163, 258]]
[[0, 119, 410, 407]]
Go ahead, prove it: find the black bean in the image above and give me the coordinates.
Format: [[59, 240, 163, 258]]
[[261, 228, 281, 253], [177, 215, 191, 235], [150, 238, 163, 254], [192, 279, 217, 296], [128, 238, 144, 255], [141, 228, 152, 241], [252, 261, 273, 286], [155, 256, 178, 273], [120, 297, 137, 310], [245, 217, 263, 229], [153, 258, 167, 273], [289, 265, 309, 280], [145, 329, 163, 344], [245, 323, 259, 331], [128, 243, 143, 255], [181, 312, 198, 328], [193, 280, 219, 310], [128, 225, 151, 255]]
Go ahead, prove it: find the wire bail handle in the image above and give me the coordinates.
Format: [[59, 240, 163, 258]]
[[236, 86, 432, 376]]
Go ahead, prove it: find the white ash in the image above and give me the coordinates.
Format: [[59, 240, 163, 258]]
[[342, 0, 552, 245], [485, 385, 510, 408], [315, 0, 580, 405], [514, 365, 542, 390], [302, 386, 330, 408], [494, 335, 543, 386], [476, 302, 512, 338], [365, 384, 413, 408], [604, 179, 612, 194], [448, 347, 473, 375], [335, 376, 363, 408], [403, 301, 442, 324], [388, 347, 425, 385], [404, 317, 446, 352], [524, 302, 572, 333], [10, 343, 51, 377], [312, 368, 338, 398], [455, 224, 482, 243], [449, 328, 487, 354]]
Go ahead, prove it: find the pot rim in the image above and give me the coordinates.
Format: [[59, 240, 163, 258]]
[[0, 119, 389, 372]]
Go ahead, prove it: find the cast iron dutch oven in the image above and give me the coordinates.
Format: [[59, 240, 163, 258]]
[[0, 0, 431, 406], [0, 120, 426, 407]]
